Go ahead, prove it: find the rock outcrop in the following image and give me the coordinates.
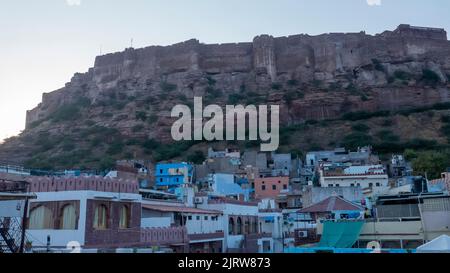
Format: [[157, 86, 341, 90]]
[[1, 24, 450, 168]]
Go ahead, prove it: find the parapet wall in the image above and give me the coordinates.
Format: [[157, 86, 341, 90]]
[[26, 176, 139, 193]]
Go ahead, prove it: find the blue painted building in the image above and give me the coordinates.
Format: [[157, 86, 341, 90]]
[[155, 163, 193, 188]]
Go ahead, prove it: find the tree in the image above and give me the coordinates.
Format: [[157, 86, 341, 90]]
[[187, 151, 206, 164], [411, 151, 450, 180]]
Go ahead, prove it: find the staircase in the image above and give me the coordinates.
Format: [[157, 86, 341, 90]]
[[0, 217, 24, 253]]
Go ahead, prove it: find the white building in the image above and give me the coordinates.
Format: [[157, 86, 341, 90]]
[[319, 164, 389, 195], [198, 196, 273, 253]]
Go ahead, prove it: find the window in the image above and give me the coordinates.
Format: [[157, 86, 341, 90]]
[[119, 205, 130, 229], [228, 218, 235, 235], [93, 204, 108, 230], [245, 219, 250, 234], [376, 183, 381, 187], [29, 205, 54, 230], [350, 184, 355, 187], [196, 216, 200, 221], [335, 184, 340, 187], [328, 184, 333, 187], [188, 216, 192, 220], [160, 178, 163, 182], [262, 185, 266, 191], [369, 183, 373, 187], [357, 183, 361, 187], [204, 216, 208, 221], [176, 178, 179, 182], [60, 204, 76, 230], [272, 185, 277, 190], [237, 217, 243, 235], [159, 169, 163, 174], [283, 185, 288, 190]]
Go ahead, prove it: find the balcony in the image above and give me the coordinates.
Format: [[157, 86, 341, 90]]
[[140, 226, 188, 246], [188, 232, 225, 242]]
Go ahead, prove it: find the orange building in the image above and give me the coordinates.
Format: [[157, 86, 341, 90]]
[[254, 177, 289, 199]]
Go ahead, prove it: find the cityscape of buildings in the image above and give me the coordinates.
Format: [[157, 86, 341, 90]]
[[1, 146, 449, 253]]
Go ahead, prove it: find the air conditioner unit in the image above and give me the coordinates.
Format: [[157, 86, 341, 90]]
[[194, 197, 203, 204], [297, 231, 308, 238]]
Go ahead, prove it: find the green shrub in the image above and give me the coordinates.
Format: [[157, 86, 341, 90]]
[[372, 59, 385, 72], [207, 76, 217, 86], [342, 133, 373, 150], [136, 111, 147, 121], [205, 86, 223, 100], [376, 130, 400, 142], [342, 111, 390, 121], [187, 151, 206, 164], [393, 70, 412, 81], [271, 83, 283, 90], [147, 114, 158, 124], [106, 140, 124, 155], [287, 79, 299, 87], [160, 81, 177, 92], [132, 124, 145, 133], [352, 123, 370, 133], [441, 115, 450, 123], [52, 105, 80, 122], [228, 94, 245, 104], [422, 69, 441, 86], [381, 119, 393, 127]]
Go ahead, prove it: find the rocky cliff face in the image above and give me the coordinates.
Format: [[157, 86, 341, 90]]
[[2, 24, 450, 168]]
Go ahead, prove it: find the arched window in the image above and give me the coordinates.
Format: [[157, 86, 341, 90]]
[[60, 204, 77, 230], [29, 205, 54, 230], [119, 205, 130, 229], [228, 217, 235, 235], [252, 220, 258, 234], [245, 219, 250, 234], [236, 217, 242, 235], [93, 204, 108, 230]]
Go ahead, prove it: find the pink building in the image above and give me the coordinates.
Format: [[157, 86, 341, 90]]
[[254, 177, 289, 199]]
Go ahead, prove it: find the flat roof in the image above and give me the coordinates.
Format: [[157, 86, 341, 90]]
[[142, 204, 222, 215]]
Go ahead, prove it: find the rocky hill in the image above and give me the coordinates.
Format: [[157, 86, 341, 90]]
[[1, 24, 450, 170]]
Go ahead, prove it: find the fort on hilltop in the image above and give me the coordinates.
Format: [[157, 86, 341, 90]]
[[25, 24, 450, 130]]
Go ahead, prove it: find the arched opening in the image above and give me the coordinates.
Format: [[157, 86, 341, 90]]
[[252, 219, 258, 234], [119, 205, 130, 229], [236, 217, 242, 235], [228, 217, 235, 235], [60, 204, 77, 230], [93, 204, 108, 230], [29, 205, 54, 230], [245, 219, 250, 234]]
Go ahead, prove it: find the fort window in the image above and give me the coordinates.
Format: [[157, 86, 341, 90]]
[[262, 185, 266, 191], [272, 185, 277, 190], [29, 205, 54, 230], [93, 204, 109, 230], [119, 204, 131, 229], [60, 204, 77, 230]]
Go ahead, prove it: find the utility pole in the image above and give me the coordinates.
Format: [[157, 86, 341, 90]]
[[19, 197, 29, 253]]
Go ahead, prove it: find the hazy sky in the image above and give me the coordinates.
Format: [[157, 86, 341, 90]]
[[1, 0, 449, 141]]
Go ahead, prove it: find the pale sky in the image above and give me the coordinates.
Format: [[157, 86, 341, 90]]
[[1, 0, 449, 142]]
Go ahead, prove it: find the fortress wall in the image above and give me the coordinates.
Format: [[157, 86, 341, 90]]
[[199, 43, 253, 73]]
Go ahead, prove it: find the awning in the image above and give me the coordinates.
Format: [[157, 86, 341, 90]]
[[318, 221, 364, 248]]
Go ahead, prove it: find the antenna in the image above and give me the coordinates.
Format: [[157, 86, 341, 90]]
[[130, 38, 134, 48], [99, 45, 102, 55]]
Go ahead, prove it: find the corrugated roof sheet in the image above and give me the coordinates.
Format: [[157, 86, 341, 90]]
[[299, 196, 363, 213]]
